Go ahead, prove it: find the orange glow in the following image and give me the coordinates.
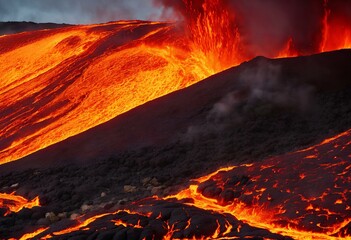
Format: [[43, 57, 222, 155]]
[[183, 0, 244, 72], [322, 23, 351, 51], [163, 223, 176, 240], [14, 129, 351, 239], [39, 209, 151, 239], [113, 219, 129, 228], [1, 0, 351, 165], [16, 228, 49, 240], [167, 129, 351, 239], [112, 219, 143, 228], [2, 3, 351, 238], [50, 213, 111, 236], [320, 0, 351, 51], [277, 37, 299, 58], [0, 192, 40, 216], [0, 21, 218, 164]]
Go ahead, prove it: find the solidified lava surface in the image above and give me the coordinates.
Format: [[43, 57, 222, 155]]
[[1, 50, 351, 239]]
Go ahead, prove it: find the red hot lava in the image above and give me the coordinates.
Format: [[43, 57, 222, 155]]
[[14, 128, 351, 239], [0, 192, 40, 216], [1, 0, 351, 239], [0, 0, 350, 165], [169, 130, 351, 239]]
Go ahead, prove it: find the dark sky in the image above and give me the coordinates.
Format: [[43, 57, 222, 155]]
[[0, 0, 163, 24]]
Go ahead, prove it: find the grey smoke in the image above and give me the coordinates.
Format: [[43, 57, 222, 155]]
[[0, 0, 162, 24], [208, 61, 315, 122], [2, 0, 350, 56], [155, 0, 351, 56], [185, 60, 315, 142]]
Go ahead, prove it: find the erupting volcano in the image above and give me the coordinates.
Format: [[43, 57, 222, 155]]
[[1, 0, 350, 165], [1, 0, 351, 239]]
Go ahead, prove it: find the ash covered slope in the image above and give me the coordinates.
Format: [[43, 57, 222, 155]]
[[0, 21, 71, 35], [3, 49, 351, 172]]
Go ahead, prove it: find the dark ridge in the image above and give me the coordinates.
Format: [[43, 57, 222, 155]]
[[0, 21, 72, 36]]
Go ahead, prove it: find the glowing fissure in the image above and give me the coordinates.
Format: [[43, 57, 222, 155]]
[[2, 2, 351, 237], [167, 129, 351, 239], [183, 0, 244, 72], [38, 210, 152, 239], [0, 192, 40, 216], [16, 129, 351, 239], [8, 227, 49, 240]]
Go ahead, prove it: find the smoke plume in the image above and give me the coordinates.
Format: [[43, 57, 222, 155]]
[[0, 0, 161, 24], [208, 60, 314, 123], [154, 0, 351, 57]]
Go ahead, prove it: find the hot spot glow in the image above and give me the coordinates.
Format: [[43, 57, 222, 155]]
[[14, 129, 351, 239], [0, 21, 216, 164], [1, 1, 350, 165], [320, 0, 351, 52], [167, 129, 351, 239], [0, 192, 40, 216]]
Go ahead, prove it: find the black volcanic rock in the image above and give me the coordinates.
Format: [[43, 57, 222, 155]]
[[18, 199, 292, 240]]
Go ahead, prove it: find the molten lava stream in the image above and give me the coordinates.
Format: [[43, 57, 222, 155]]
[[14, 130, 351, 240], [11, 228, 49, 240], [0, 0, 251, 166], [0, 21, 221, 165], [0, 192, 40, 216], [167, 129, 351, 240], [1, 0, 351, 166]]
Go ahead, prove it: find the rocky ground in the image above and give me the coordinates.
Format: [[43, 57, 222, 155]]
[[1, 50, 351, 239]]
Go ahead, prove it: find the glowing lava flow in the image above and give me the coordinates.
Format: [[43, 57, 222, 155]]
[[1, 1, 351, 165], [15, 129, 351, 239], [40, 209, 152, 239], [15, 228, 49, 240], [168, 129, 351, 239], [0, 192, 40, 216], [0, 21, 217, 164]]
